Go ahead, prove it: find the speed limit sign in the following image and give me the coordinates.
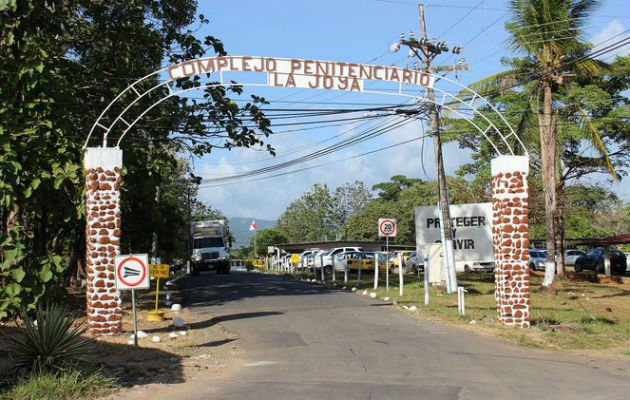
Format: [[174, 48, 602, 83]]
[[378, 218, 397, 237]]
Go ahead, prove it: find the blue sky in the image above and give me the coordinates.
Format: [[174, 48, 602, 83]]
[[187, 0, 630, 220]]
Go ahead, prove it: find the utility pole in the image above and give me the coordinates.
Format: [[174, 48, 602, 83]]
[[392, 3, 466, 293]]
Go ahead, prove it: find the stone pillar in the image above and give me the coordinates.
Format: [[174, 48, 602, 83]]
[[84, 147, 123, 335], [491, 155, 530, 328]]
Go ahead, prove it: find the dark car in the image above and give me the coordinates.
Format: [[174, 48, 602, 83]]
[[574, 248, 627, 274]]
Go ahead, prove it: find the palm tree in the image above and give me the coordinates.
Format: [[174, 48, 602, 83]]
[[463, 0, 604, 287]]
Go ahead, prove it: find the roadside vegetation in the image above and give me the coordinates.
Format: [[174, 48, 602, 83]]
[[0, 370, 116, 400], [0, 303, 119, 399], [282, 269, 630, 357]]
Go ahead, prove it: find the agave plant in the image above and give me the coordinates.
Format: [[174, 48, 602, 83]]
[[8, 303, 94, 374]]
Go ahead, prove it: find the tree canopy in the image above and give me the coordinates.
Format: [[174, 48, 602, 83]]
[[0, 1, 271, 318]]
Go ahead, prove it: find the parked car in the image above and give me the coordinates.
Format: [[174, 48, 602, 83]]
[[528, 249, 547, 271], [388, 250, 413, 272], [404, 251, 424, 273], [574, 248, 627, 274], [299, 249, 319, 270], [314, 247, 362, 272], [333, 251, 380, 272], [564, 249, 586, 266]]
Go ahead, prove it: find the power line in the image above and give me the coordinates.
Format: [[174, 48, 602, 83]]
[[199, 116, 415, 184], [438, 0, 486, 39], [199, 127, 427, 188]]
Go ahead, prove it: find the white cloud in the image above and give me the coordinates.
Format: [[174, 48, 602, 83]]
[[193, 109, 477, 220], [591, 20, 630, 59]]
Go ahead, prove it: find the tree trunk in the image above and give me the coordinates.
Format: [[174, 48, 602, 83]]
[[555, 186, 566, 277], [68, 225, 86, 288], [540, 80, 557, 288]]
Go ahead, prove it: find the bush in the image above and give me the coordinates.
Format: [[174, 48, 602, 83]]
[[0, 369, 117, 400], [7, 303, 93, 374]]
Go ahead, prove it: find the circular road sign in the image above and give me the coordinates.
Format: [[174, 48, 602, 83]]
[[378, 218, 397, 237], [115, 255, 150, 290]]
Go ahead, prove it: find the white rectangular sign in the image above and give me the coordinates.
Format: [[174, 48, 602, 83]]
[[414, 203, 493, 263], [114, 254, 150, 290]]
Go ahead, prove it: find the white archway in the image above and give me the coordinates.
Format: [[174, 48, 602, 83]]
[[83, 56, 532, 336]]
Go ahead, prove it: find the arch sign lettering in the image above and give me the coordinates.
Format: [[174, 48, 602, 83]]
[[167, 56, 435, 92], [83, 54, 532, 336]]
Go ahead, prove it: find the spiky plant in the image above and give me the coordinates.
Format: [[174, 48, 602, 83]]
[[8, 303, 94, 374]]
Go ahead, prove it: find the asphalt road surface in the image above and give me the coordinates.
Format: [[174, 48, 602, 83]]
[[159, 270, 629, 399]]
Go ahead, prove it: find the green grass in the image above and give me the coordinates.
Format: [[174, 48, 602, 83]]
[[0, 370, 118, 400], [285, 269, 630, 355]]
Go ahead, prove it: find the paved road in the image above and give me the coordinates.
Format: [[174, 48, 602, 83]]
[[170, 270, 628, 399]]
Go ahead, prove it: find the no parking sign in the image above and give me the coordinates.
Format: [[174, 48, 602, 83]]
[[114, 254, 150, 290]]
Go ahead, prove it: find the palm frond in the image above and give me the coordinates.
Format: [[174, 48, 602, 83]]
[[448, 69, 525, 111], [575, 102, 618, 180]]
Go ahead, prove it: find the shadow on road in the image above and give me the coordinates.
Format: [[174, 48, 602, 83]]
[[179, 271, 332, 310], [196, 338, 238, 348]]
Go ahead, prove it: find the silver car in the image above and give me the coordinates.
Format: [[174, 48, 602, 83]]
[[528, 249, 547, 271], [404, 251, 424, 273], [564, 249, 585, 266]]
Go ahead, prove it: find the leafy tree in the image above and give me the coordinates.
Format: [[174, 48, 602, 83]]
[[372, 175, 421, 200], [276, 184, 335, 242], [250, 228, 287, 257], [346, 176, 479, 244], [0, 1, 272, 318], [332, 181, 372, 239], [448, 56, 629, 275], [459, 0, 602, 286]]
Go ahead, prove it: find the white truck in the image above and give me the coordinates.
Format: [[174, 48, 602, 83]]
[[190, 220, 230, 275]]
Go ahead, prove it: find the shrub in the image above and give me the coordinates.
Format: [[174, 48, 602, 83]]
[[7, 303, 93, 374], [0, 369, 117, 400]]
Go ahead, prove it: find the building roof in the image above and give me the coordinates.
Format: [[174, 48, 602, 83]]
[[273, 240, 415, 253]]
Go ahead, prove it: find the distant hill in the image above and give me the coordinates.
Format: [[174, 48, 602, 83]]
[[228, 217, 276, 248]]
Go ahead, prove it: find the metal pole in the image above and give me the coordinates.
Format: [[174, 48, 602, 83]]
[[344, 260, 348, 285], [253, 231, 257, 259], [424, 255, 430, 305], [374, 252, 379, 290], [320, 253, 325, 281], [386, 237, 390, 292], [154, 277, 160, 313], [604, 246, 611, 277], [357, 257, 362, 286], [132, 289, 138, 347], [398, 252, 404, 297], [332, 257, 336, 282]]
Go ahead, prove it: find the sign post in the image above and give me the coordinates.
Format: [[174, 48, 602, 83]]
[[378, 218, 397, 293], [397, 252, 404, 297], [423, 255, 430, 305], [148, 264, 170, 322], [374, 253, 379, 290], [386, 237, 389, 292], [114, 254, 150, 346]]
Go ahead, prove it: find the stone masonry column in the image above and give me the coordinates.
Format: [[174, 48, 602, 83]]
[[84, 147, 123, 335], [491, 155, 530, 328]]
